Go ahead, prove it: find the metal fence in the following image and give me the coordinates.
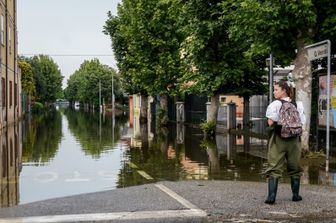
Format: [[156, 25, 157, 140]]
[[185, 110, 206, 124], [249, 105, 268, 135]]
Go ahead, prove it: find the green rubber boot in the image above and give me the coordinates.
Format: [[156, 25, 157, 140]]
[[265, 176, 278, 204], [291, 177, 302, 202]]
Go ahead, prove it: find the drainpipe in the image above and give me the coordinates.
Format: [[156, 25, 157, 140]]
[[14, 0, 17, 121], [5, 0, 8, 127], [0, 13, 2, 130]]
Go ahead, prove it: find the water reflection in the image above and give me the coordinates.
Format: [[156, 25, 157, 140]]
[[63, 109, 127, 158], [22, 109, 62, 164], [0, 124, 21, 208], [120, 121, 336, 188], [0, 108, 335, 208], [5, 108, 130, 205], [119, 124, 267, 187]]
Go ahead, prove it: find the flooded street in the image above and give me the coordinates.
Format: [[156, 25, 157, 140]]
[[0, 108, 335, 208]]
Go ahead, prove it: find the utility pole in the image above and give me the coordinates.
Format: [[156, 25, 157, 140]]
[[99, 79, 102, 113], [268, 54, 273, 103], [112, 73, 114, 111]]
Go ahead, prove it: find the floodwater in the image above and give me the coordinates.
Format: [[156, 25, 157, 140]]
[[0, 107, 335, 208]]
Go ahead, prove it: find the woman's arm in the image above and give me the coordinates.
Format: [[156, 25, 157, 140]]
[[266, 101, 281, 126]]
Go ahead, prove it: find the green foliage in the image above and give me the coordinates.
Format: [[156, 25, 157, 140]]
[[225, 0, 336, 63], [21, 55, 63, 104], [200, 120, 216, 137], [157, 107, 168, 126], [31, 102, 44, 113], [104, 0, 336, 118], [64, 59, 122, 107], [176, 0, 266, 97], [200, 137, 216, 150], [18, 60, 36, 96], [303, 150, 325, 159], [104, 0, 183, 97]]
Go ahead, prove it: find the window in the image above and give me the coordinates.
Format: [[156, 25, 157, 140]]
[[2, 78, 5, 107], [220, 96, 226, 104], [9, 80, 12, 107], [0, 15, 4, 45], [14, 83, 17, 106], [8, 26, 11, 54]]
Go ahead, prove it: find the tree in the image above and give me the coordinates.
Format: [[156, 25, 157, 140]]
[[18, 60, 36, 96], [104, 1, 149, 120], [65, 59, 122, 108], [24, 55, 63, 104], [225, 0, 336, 150], [177, 0, 265, 125], [104, 0, 183, 124]]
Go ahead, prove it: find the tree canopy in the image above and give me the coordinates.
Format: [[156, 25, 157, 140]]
[[105, 0, 266, 99], [64, 59, 122, 107], [104, 0, 183, 97], [177, 0, 266, 97], [105, 0, 336, 149], [18, 60, 36, 97], [22, 55, 63, 104], [224, 0, 336, 149]]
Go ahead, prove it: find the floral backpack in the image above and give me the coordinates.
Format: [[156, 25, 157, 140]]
[[277, 100, 302, 138]]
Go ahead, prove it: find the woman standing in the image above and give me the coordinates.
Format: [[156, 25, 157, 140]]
[[264, 80, 306, 204]]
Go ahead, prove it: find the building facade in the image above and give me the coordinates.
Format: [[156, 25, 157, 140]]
[[0, 0, 21, 130]]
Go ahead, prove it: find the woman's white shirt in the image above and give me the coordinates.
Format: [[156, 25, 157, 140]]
[[266, 98, 306, 125]]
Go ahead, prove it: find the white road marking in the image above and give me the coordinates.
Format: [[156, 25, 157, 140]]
[[137, 170, 154, 180], [155, 183, 201, 210], [125, 161, 139, 169], [268, 211, 288, 215], [126, 161, 203, 212], [0, 209, 206, 223], [65, 171, 90, 182], [269, 211, 300, 218], [224, 218, 276, 223], [125, 161, 154, 180], [33, 172, 58, 183], [125, 161, 203, 211]]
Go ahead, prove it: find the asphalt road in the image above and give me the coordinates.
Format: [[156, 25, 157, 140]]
[[0, 180, 335, 223]]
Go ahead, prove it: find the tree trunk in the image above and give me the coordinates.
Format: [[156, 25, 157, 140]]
[[159, 94, 169, 125], [206, 145, 220, 176], [292, 39, 312, 151], [140, 95, 148, 123], [208, 94, 219, 124]]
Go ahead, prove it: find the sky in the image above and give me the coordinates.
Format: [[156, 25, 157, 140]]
[[17, 0, 121, 88]]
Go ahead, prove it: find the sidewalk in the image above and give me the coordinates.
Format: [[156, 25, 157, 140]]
[[0, 180, 335, 222]]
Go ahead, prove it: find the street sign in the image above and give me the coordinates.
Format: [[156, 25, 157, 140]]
[[307, 44, 328, 61], [305, 40, 331, 173]]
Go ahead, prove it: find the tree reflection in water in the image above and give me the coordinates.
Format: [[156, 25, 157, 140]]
[[63, 109, 127, 158], [118, 122, 336, 188], [0, 108, 335, 207], [22, 108, 62, 164]]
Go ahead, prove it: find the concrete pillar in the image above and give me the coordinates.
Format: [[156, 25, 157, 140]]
[[227, 102, 236, 129], [206, 102, 211, 122], [176, 101, 185, 123], [176, 123, 185, 144]]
